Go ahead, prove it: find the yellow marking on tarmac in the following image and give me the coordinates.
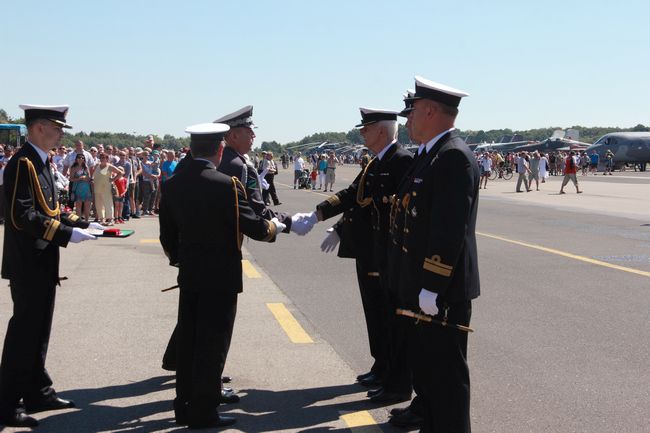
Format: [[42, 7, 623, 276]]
[[478, 231, 650, 278], [242, 260, 261, 278], [341, 411, 380, 431], [139, 239, 160, 244], [266, 303, 314, 343]]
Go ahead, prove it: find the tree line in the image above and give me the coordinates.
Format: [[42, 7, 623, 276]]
[[3, 108, 648, 154]]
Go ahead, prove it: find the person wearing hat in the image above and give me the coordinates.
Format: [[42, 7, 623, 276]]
[[0, 105, 103, 427], [391, 77, 480, 433], [159, 123, 286, 429], [316, 107, 413, 400], [160, 106, 315, 381]]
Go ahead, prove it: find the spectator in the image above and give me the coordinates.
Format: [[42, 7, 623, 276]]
[[52, 146, 66, 173], [604, 150, 614, 175], [114, 150, 132, 220], [92, 152, 124, 225], [560, 151, 582, 194], [325, 151, 339, 192], [70, 154, 93, 220], [516, 152, 531, 192], [0, 146, 14, 225], [293, 152, 305, 189], [539, 152, 549, 183], [129, 147, 142, 218], [113, 171, 128, 224], [261, 152, 281, 206], [63, 140, 95, 176], [529, 151, 541, 191], [161, 150, 177, 182], [140, 150, 160, 215], [317, 154, 328, 189], [589, 150, 600, 175], [479, 151, 492, 189]]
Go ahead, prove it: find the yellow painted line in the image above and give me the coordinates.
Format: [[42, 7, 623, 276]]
[[341, 411, 380, 430], [266, 303, 314, 343], [478, 231, 650, 278], [139, 239, 160, 244], [242, 259, 261, 279]]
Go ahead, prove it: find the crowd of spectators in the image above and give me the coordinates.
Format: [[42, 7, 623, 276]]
[[0, 139, 183, 226]]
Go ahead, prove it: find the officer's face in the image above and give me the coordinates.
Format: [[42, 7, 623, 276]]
[[41, 121, 65, 149], [407, 100, 433, 143], [228, 127, 255, 153], [360, 123, 383, 153]]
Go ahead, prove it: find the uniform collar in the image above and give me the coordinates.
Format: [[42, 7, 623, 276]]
[[425, 127, 456, 153], [193, 158, 216, 169], [28, 141, 50, 164], [376, 140, 397, 161]]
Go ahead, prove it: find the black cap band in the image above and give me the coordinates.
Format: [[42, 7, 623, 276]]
[[410, 85, 462, 107]]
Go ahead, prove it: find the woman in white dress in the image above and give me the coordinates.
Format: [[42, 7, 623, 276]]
[[539, 152, 549, 182]]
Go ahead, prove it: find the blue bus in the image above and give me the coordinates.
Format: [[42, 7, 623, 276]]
[[0, 124, 27, 148]]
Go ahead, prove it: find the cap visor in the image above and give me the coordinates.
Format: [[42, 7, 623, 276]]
[[50, 119, 72, 129]]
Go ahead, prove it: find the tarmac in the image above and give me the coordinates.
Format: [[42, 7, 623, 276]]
[[0, 164, 648, 432]]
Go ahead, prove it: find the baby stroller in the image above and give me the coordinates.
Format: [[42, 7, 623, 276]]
[[297, 168, 311, 189]]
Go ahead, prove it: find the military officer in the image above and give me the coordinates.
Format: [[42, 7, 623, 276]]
[[0, 105, 101, 428], [159, 122, 286, 429], [317, 108, 413, 402], [161, 106, 314, 386], [393, 76, 480, 433]]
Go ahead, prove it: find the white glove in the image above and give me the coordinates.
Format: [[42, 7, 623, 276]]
[[290, 212, 317, 236], [270, 217, 286, 233], [88, 222, 106, 231], [261, 178, 270, 190], [419, 289, 439, 316], [70, 227, 97, 243], [320, 227, 340, 253]]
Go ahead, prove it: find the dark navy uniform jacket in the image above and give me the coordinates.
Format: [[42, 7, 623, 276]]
[[390, 131, 480, 310], [2, 143, 89, 285], [317, 143, 412, 267], [159, 159, 277, 294], [218, 146, 292, 232]]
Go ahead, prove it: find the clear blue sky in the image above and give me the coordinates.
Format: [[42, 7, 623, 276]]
[[2, 0, 649, 145]]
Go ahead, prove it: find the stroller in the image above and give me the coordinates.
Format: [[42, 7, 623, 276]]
[[297, 168, 311, 189]]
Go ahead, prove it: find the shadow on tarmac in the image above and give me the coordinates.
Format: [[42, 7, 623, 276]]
[[17, 378, 395, 432], [29, 375, 179, 433], [221, 384, 394, 432]]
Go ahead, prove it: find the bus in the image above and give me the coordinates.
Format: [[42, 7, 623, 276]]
[[0, 124, 27, 148]]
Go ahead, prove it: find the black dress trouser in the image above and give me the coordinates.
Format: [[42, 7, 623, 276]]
[[175, 288, 237, 423], [0, 280, 56, 415], [355, 259, 389, 376], [411, 301, 472, 433]]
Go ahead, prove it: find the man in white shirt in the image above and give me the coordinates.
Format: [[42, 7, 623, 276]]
[[62, 140, 95, 176], [293, 152, 305, 189]]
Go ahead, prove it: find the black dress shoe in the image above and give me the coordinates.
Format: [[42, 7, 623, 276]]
[[389, 409, 424, 428], [367, 387, 383, 398], [359, 373, 382, 387], [161, 362, 176, 372], [188, 415, 236, 429], [222, 375, 232, 384], [0, 411, 39, 427], [220, 389, 240, 404], [390, 405, 410, 416], [25, 396, 75, 413], [356, 371, 373, 381], [369, 389, 411, 404]]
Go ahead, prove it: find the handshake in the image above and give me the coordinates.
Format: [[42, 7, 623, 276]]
[[289, 212, 319, 236]]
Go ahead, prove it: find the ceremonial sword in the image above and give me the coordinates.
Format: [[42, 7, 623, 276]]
[[396, 308, 474, 333]]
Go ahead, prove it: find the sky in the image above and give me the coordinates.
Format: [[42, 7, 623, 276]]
[[2, 0, 649, 145]]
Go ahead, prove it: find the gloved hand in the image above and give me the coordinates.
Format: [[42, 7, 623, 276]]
[[88, 222, 106, 231], [290, 212, 317, 236], [261, 178, 270, 190], [418, 289, 438, 316], [320, 227, 340, 253], [70, 228, 97, 243], [270, 217, 286, 233]]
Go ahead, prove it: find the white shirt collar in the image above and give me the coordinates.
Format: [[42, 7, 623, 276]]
[[376, 140, 397, 161], [29, 142, 49, 164], [425, 127, 456, 153], [417, 144, 425, 155]]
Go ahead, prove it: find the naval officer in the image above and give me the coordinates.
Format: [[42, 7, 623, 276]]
[[159, 122, 286, 428], [0, 105, 101, 428], [317, 108, 413, 400], [393, 76, 480, 433]]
